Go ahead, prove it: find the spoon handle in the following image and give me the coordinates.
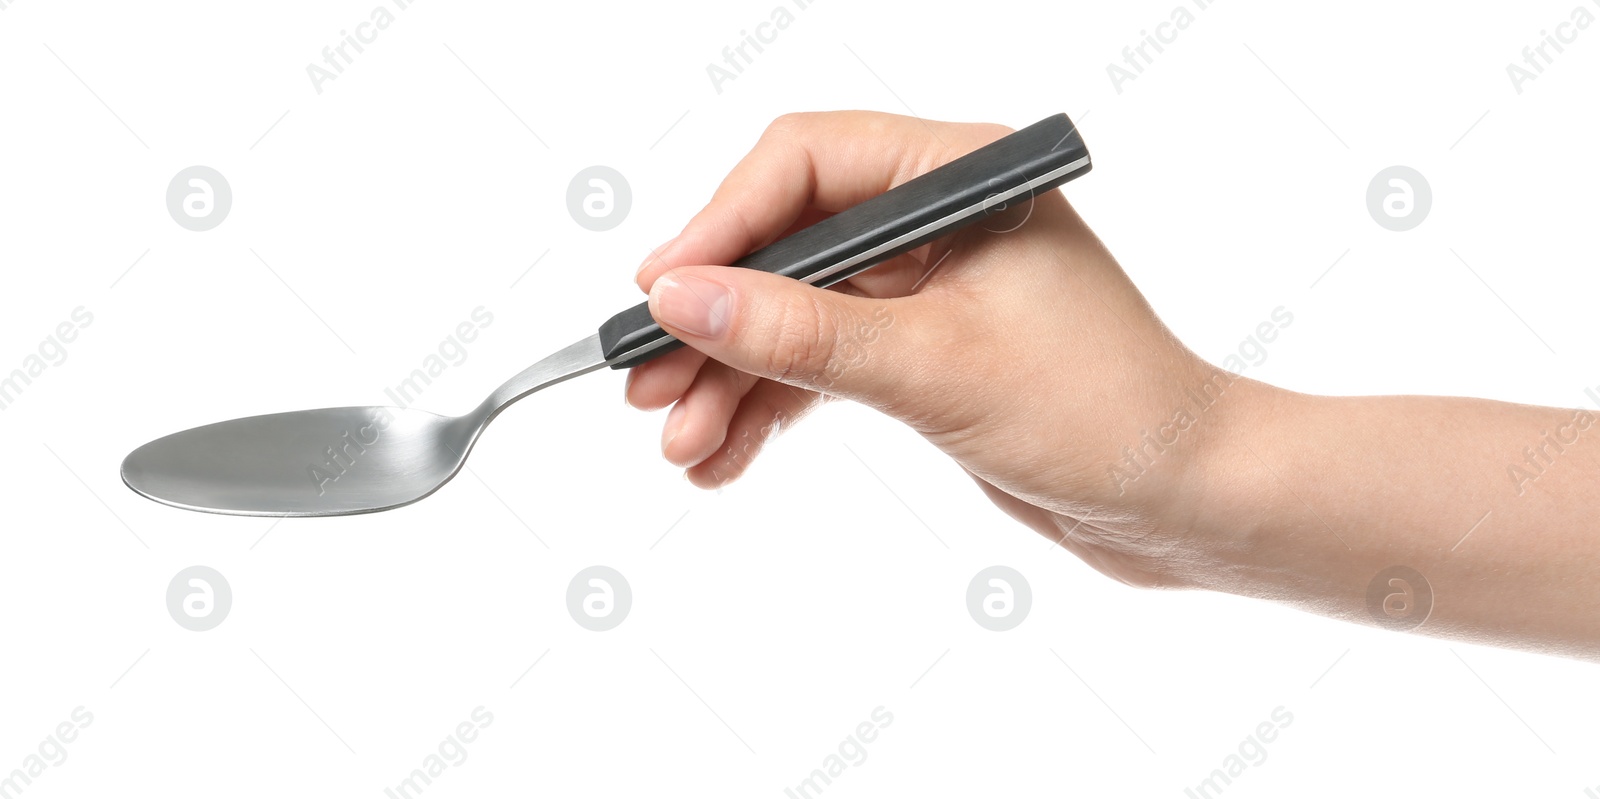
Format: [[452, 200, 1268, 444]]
[[597, 112, 1093, 369]]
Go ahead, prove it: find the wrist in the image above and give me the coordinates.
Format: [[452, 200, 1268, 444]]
[[1156, 373, 1306, 591]]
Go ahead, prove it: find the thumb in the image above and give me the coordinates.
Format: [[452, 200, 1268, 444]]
[[647, 266, 919, 403]]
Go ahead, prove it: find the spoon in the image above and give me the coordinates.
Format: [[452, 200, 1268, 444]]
[[121, 113, 1092, 516]]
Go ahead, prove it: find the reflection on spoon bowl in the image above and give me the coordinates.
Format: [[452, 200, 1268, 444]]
[[120, 406, 480, 517]]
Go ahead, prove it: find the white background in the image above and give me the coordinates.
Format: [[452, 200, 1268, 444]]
[[2, 0, 1598, 796]]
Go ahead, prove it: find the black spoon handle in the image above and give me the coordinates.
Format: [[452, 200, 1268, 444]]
[[598, 113, 1093, 369]]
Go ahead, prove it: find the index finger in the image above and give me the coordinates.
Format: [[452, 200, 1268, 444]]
[[635, 112, 1004, 291]]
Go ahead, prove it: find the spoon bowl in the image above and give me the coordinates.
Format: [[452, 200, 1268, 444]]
[[121, 406, 477, 516], [120, 333, 607, 517]]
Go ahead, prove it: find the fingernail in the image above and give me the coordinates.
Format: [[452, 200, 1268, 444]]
[[637, 238, 676, 277], [662, 400, 689, 459], [652, 273, 730, 339]]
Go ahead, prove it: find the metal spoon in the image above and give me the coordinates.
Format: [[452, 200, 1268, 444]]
[[121, 114, 1092, 516]]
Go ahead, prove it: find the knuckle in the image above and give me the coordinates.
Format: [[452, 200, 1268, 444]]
[[721, 203, 765, 254], [954, 122, 1015, 156], [764, 112, 814, 139], [980, 122, 1016, 139]]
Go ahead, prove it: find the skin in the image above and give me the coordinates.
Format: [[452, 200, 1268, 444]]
[[628, 111, 1600, 662]]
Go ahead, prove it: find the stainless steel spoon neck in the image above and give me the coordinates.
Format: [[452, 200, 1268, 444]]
[[474, 333, 609, 428]]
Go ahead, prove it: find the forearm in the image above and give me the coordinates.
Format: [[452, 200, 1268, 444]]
[[1189, 384, 1600, 660]]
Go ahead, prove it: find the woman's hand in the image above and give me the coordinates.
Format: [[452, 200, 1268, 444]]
[[627, 111, 1256, 588], [629, 110, 1600, 661]]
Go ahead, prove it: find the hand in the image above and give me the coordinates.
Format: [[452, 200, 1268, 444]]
[[628, 111, 1600, 660], [627, 111, 1254, 588]]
